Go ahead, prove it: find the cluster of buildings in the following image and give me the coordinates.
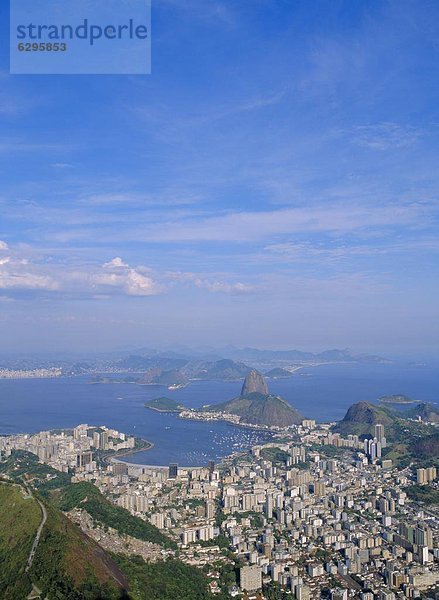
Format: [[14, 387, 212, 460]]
[[67, 420, 439, 599], [1, 419, 438, 599], [0, 366, 62, 379], [0, 424, 135, 473]]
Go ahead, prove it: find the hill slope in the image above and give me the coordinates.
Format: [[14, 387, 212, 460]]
[[333, 402, 394, 437], [56, 482, 177, 549], [205, 370, 303, 427], [0, 482, 42, 599], [184, 358, 250, 380], [405, 402, 439, 423], [207, 392, 303, 427], [241, 369, 268, 395], [0, 481, 127, 599]]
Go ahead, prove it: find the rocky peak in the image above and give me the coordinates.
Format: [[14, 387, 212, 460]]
[[241, 369, 269, 396]]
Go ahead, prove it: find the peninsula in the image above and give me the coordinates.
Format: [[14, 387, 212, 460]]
[[172, 370, 303, 429]]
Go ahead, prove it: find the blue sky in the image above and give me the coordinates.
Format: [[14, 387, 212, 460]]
[[0, 0, 438, 355]]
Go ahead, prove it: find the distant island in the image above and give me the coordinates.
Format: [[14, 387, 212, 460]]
[[1, 347, 391, 386], [379, 394, 416, 405], [264, 367, 298, 379], [144, 397, 184, 413]]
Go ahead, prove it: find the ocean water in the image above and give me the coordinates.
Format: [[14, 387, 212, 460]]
[[0, 361, 437, 466]]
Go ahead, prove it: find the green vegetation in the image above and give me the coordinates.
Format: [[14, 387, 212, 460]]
[[405, 402, 439, 423], [202, 556, 241, 597], [206, 392, 303, 427], [190, 358, 250, 381], [265, 368, 294, 379], [333, 403, 439, 468], [152, 369, 188, 386], [263, 581, 284, 600], [308, 443, 349, 458], [0, 450, 71, 495], [333, 402, 394, 438], [0, 458, 228, 599], [405, 484, 439, 505], [114, 555, 214, 600], [381, 443, 413, 468], [144, 397, 184, 412], [0, 482, 39, 599], [196, 534, 230, 549], [30, 503, 127, 599], [232, 510, 264, 528], [379, 394, 415, 404], [260, 446, 290, 464], [57, 482, 177, 549], [380, 424, 439, 468], [410, 431, 439, 462], [0, 481, 127, 599]]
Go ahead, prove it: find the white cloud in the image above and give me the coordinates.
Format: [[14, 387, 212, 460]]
[[0, 240, 9, 250], [0, 246, 251, 300], [201, 281, 254, 294], [0, 250, 59, 292], [103, 257, 129, 269], [351, 122, 421, 150], [0, 270, 58, 291], [0, 247, 162, 298], [95, 257, 162, 296], [125, 270, 160, 296], [135, 201, 430, 243], [264, 237, 439, 264], [167, 271, 254, 294]]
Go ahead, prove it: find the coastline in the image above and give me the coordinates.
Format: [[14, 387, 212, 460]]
[[177, 409, 284, 432], [108, 437, 155, 464], [145, 406, 183, 413]]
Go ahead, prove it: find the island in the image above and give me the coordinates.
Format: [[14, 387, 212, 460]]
[[379, 394, 416, 405], [264, 367, 297, 379], [144, 397, 185, 413]]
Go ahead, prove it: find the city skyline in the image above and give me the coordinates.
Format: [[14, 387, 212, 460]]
[[0, 1, 438, 355]]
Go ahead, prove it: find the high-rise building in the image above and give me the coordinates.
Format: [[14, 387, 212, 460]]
[[100, 431, 109, 450], [206, 500, 215, 519], [240, 565, 262, 592], [415, 524, 433, 549], [76, 451, 93, 468], [374, 423, 384, 442], [150, 512, 165, 529], [417, 466, 436, 484], [418, 545, 429, 564], [168, 463, 178, 479], [291, 446, 306, 464], [374, 423, 387, 448], [265, 493, 273, 518], [208, 460, 215, 473], [426, 466, 437, 481], [113, 462, 128, 476], [417, 468, 427, 484]]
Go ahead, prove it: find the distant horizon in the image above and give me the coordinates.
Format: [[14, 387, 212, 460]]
[[0, 343, 437, 363]]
